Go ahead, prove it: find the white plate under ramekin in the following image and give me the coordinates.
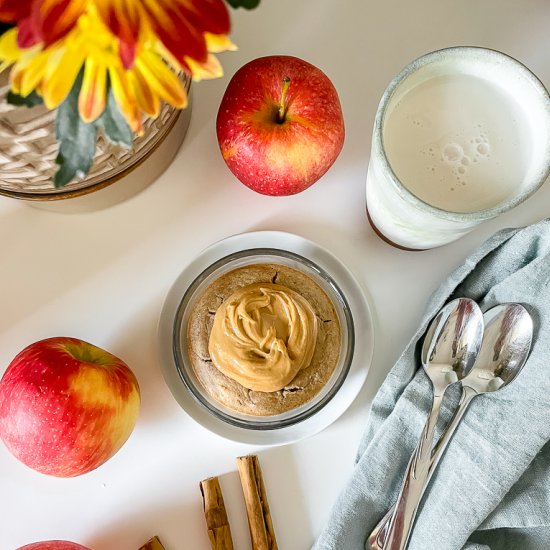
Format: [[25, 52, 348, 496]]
[[158, 231, 375, 445]]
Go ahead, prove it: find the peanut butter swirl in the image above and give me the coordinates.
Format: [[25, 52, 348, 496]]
[[208, 283, 318, 392]]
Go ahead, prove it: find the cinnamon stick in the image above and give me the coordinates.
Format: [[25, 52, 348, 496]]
[[200, 476, 234, 550], [138, 536, 165, 550], [236, 454, 278, 550]]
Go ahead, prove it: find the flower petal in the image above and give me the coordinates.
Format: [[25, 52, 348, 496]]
[[176, 0, 230, 36], [95, 0, 142, 68], [205, 32, 237, 53], [141, 0, 208, 64], [0, 27, 21, 64], [128, 66, 161, 118], [185, 52, 223, 81], [153, 38, 191, 74], [78, 56, 107, 122], [32, 0, 86, 46], [118, 38, 136, 70], [16, 16, 41, 48], [19, 50, 48, 95], [42, 45, 85, 109], [108, 64, 143, 134], [134, 50, 187, 108], [9, 60, 29, 93], [0, 0, 32, 22]]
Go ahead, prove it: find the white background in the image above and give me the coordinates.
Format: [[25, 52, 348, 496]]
[[1, 1, 550, 548]]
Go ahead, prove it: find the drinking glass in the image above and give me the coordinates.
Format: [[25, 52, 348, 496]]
[[366, 47, 550, 250]]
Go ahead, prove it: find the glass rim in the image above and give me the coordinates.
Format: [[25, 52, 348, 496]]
[[373, 45, 550, 222]]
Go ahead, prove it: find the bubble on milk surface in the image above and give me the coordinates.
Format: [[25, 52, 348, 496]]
[[429, 125, 493, 188], [477, 142, 490, 156], [442, 143, 463, 162], [408, 112, 430, 129]]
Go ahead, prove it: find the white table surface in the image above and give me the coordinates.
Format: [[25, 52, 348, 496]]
[[2, 1, 550, 548]]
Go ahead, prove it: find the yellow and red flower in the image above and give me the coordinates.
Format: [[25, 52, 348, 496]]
[[94, 0, 231, 70], [0, 0, 236, 132], [0, 0, 87, 47], [0, 0, 232, 65]]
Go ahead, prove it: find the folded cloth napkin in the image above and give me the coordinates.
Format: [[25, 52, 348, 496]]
[[313, 218, 550, 550]]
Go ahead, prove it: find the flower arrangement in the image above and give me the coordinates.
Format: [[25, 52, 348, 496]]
[[0, 0, 259, 187]]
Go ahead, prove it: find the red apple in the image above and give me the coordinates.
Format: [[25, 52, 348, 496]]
[[0, 337, 140, 477], [216, 55, 345, 195], [18, 542, 91, 550]]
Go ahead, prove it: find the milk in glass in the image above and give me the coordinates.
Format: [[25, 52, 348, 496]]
[[366, 48, 550, 249]]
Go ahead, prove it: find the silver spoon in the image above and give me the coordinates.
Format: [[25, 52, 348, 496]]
[[372, 302, 533, 550], [428, 302, 532, 473], [368, 298, 484, 550]]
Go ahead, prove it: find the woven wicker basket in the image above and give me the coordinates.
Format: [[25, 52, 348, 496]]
[[0, 72, 192, 212]]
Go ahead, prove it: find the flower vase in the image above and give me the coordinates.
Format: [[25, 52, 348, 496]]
[[0, 72, 192, 213]]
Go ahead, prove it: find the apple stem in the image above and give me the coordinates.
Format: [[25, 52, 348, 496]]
[[277, 76, 291, 123]]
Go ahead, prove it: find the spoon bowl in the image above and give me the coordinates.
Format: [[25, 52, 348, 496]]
[[421, 298, 485, 393], [460, 303, 533, 394]]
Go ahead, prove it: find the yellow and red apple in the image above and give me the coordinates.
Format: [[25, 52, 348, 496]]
[[216, 55, 345, 196], [18, 542, 91, 550], [0, 337, 140, 477]]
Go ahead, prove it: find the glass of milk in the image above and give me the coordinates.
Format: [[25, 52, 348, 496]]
[[366, 47, 550, 250]]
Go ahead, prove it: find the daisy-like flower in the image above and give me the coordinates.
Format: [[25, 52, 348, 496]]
[[0, 0, 249, 186], [94, 0, 232, 70], [0, 12, 192, 132], [0, 0, 234, 69], [0, 2, 237, 131]]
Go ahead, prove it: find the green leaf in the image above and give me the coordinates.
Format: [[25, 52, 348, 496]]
[[54, 72, 97, 188], [7, 90, 44, 108], [96, 89, 132, 148], [225, 0, 260, 9], [54, 71, 136, 187]]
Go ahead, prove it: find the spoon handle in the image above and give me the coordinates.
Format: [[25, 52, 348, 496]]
[[381, 392, 445, 550], [428, 385, 477, 476], [367, 387, 477, 549]]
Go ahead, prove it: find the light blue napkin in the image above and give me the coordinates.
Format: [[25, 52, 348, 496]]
[[313, 218, 550, 550]]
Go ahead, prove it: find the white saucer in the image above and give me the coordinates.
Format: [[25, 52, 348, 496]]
[[158, 231, 375, 445]]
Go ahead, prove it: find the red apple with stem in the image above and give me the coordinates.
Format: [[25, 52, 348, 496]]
[[0, 337, 140, 477], [18, 542, 92, 550], [216, 55, 345, 196]]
